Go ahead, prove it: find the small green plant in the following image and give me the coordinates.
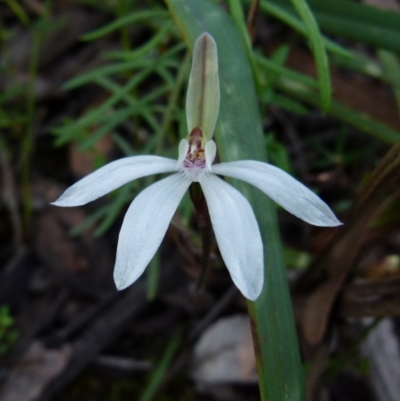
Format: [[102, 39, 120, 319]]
[[0, 306, 19, 355]]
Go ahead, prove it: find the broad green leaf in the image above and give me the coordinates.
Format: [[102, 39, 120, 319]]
[[166, 1, 307, 400]]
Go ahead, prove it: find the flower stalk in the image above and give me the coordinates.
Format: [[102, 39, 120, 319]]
[[189, 182, 212, 292]]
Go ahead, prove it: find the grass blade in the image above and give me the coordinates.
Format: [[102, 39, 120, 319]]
[[138, 334, 180, 401], [258, 0, 353, 58], [81, 9, 169, 41], [288, 0, 331, 111], [267, 0, 400, 53], [276, 76, 400, 143]]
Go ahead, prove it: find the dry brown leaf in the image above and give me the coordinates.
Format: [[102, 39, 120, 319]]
[[301, 142, 400, 345], [0, 342, 73, 401]]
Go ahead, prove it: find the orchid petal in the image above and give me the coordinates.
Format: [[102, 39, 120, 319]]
[[52, 156, 177, 207], [177, 139, 189, 169], [186, 33, 220, 139], [114, 173, 191, 290], [205, 140, 217, 171], [212, 161, 341, 227], [201, 174, 263, 301]]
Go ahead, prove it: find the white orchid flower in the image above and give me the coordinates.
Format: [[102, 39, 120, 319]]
[[52, 33, 341, 301]]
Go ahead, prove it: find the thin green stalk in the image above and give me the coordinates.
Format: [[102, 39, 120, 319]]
[[74, 66, 156, 129], [21, 0, 52, 227], [3, 0, 30, 26], [257, 0, 352, 58], [228, 0, 263, 92], [378, 50, 400, 114], [105, 21, 174, 60], [117, 0, 131, 49], [276, 76, 400, 143], [228, 0, 252, 52], [288, 0, 331, 111], [295, 0, 400, 30], [266, 0, 400, 53], [155, 51, 191, 154], [64, 47, 182, 90], [137, 334, 180, 401], [81, 9, 169, 41], [329, 52, 383, 80], [256, 54, 319, 88]]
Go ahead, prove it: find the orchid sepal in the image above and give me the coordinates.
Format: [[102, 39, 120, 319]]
[[51, 156, 176, 207], [186, 32, 220, 141], [200, 174, 264, 301], [212, 161, 342, 227], [114, 173, 191, 290]]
